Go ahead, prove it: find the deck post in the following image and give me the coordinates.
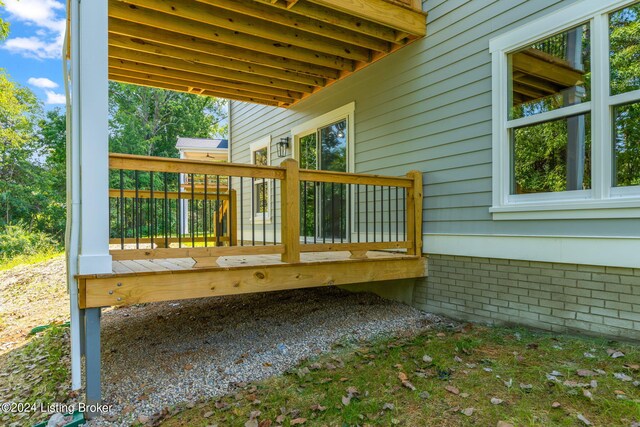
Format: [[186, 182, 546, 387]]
[[280, 159, 301, 263], [406, 170, 423, 255], [84, 307, 101, 416]]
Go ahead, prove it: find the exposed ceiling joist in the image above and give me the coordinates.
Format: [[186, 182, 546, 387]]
[[107, 0, 427, 107]]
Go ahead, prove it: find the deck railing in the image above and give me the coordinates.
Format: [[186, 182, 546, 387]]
[[108, 154, 422, 266]]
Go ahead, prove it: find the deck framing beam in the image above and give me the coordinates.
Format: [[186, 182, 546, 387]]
[[79, 256, 427, 308]]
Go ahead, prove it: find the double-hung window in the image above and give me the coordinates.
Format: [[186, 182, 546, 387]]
[[490, 0, 640, 219], [250, 137, 271, 222]]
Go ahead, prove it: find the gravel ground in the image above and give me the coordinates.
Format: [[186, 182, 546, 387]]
[[89, 287, 450, 426]]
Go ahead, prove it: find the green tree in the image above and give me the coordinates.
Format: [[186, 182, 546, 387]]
[[108, 82, 227, 158], [0, 69, 44, 227], [0, 0, 9, 41]]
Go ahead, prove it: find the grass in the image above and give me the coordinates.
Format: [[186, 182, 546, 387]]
[[0, 250, 63, 271], [0, 325, 72, 426], [159, 325, 640, 427]]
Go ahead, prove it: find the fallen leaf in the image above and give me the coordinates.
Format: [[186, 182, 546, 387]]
[[497, 422, 514, 427], [590, 380, 598, 389], [583, 389, 593, 400], [249, 411, 262, 420], [490, 398, 503, 405], [346, 386, 359, 396], [382, 403, 395, 411], [203, 411, 214, 418], [614, 389, 626, 395], [423, 355, 433, 364], [625, 364, 640, 371], [419, 391, 430, 400], [275, 414, 285, 423], [519, 383, 533, 391], [445, 385, 460, 395], [245, 420, 259, 427], [310, 404, 326, 412], [437, 332, 446, 337], [483, 367, 493, 372], [461, 407, 474, 416], [290, 419, 306, 425], [551, 402, 562, 408], [341, 395, 351, 406], [398, 372, 416, 390], [577, 413, 592, 425], [583, 352, 595, 358], [577, 369, 597, 377], [550, 370, 563, 377], [460, 392, 469, 398], [608, 349, 625, 358], [258, 421, 272, 427], [454, 356, 463, 363], [184, 364, 194, 371]]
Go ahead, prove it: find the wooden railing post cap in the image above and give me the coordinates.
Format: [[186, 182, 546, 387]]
[[281, 158, 299, 168]]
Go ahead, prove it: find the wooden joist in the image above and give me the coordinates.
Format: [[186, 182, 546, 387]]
[[79, 254, 427, 308], [106, 0, 426, 107]]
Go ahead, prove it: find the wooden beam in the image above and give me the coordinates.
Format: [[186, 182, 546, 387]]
[[512, 49, 584, 88], [115, 0, 371, 61], [80, 256, 427, 308], [307, 0, 426, 36], [109, 153, 287, 180], [198, 0, 391, 53], [109, 18, 339, 80], [109, 52, 302, 99], [109, 1, 355, 71], [254, 0, 398, 43], [299, 168, 413, 188], [108, 33, 326, 87], [108, 74, 282, 106], [108, 189, 231, 201], [406, 170, 422, 255], [110, 245, 285, 261], [301, 241, 411, 252], [280, 159, 301, 263]]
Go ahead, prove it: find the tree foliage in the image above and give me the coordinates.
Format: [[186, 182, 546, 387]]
[[0, 0, 9, 41], [109, 82, 227, 157]]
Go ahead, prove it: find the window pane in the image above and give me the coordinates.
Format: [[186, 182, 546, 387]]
[[613, 101, 640, 187], [299, 133, 317, 170], [253, 147, 268, 166], [610, 4, 640, 95], [254, 182, 268, 214], [512, 113, 591, 194], [319, 120, 347, 172], [509, 24, 590, 120]]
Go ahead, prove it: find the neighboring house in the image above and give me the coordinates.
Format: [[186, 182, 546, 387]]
[[66, 0, 638, 411]]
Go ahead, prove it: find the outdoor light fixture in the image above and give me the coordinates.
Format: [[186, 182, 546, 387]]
[[277, 137, 290, 157]]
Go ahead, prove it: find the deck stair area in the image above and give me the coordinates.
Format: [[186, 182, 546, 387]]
[[77, 154, 427, 309]]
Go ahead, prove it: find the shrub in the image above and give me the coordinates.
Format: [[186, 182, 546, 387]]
[[0, 223, 59, 260]]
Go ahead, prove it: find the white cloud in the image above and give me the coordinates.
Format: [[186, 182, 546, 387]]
[[1, 0, 66, 59], [44, 90, 66, 104], [27, 77, 58, 89]]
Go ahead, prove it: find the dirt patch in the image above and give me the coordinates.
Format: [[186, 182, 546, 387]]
[[0, 256, 68, 354]]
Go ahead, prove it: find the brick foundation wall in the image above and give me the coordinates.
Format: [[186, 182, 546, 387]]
[[413, 254, 640, 340]]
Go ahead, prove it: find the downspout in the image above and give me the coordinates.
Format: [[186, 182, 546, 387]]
[[64, 0, 82, 391]]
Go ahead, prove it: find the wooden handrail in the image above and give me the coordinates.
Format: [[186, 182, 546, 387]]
[[108, 154, 423, 263]]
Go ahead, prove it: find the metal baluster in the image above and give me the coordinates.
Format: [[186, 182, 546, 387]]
[[135, 170, 140, 249], [303, 181, 307, 244], [313, 182, 317, 244], [356, 184, 360, 243], [177, 173, 182, 248], [240, 177, 244, 246], [119, 169, 125, 249], [190, 173, 195, 247], [228, 176, 234, 246], [373, 184, 376, 243], [273, 178, 276, 245], [331, 182, 335, 244], [251, 177, 255, 246], [216, 175, 221, 247], [388, 186, 392, 242], [380, 185, 384, 242], [262, 178, 266, 246], [150, 172, 154, 247], [164, 172, 169, 248], [204, 176, 208, 247], [365, 185, 369, 242], [395, 186, 399, 242], [402, 188, 406, 240]]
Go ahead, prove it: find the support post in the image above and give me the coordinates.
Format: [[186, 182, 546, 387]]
[[406, 170, 423, 256], [280, 159, 300, 263], [84, 308, 101, 417]]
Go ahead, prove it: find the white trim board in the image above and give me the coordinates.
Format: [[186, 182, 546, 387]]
[[423, 234, 640, 269]]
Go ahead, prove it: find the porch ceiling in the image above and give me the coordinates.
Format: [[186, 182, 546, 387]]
[[107, 0, 427, 107]]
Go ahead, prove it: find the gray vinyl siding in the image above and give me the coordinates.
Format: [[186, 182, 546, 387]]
[[229, 0, 640, 239]]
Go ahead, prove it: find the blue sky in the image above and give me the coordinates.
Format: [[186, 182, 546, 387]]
[[1, 0, 66, 109]]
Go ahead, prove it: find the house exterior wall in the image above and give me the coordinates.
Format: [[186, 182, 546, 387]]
[[415, 255, 640, 341], [229, 0, 640, 337]]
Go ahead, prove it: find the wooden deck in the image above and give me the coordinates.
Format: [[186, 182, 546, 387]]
[[77, 251, 427, 309]]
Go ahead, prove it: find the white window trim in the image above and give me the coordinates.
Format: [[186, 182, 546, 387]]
[[291, 102, 355, 173], [250, 136, 272, 223], [490, 0, 640, 220]]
